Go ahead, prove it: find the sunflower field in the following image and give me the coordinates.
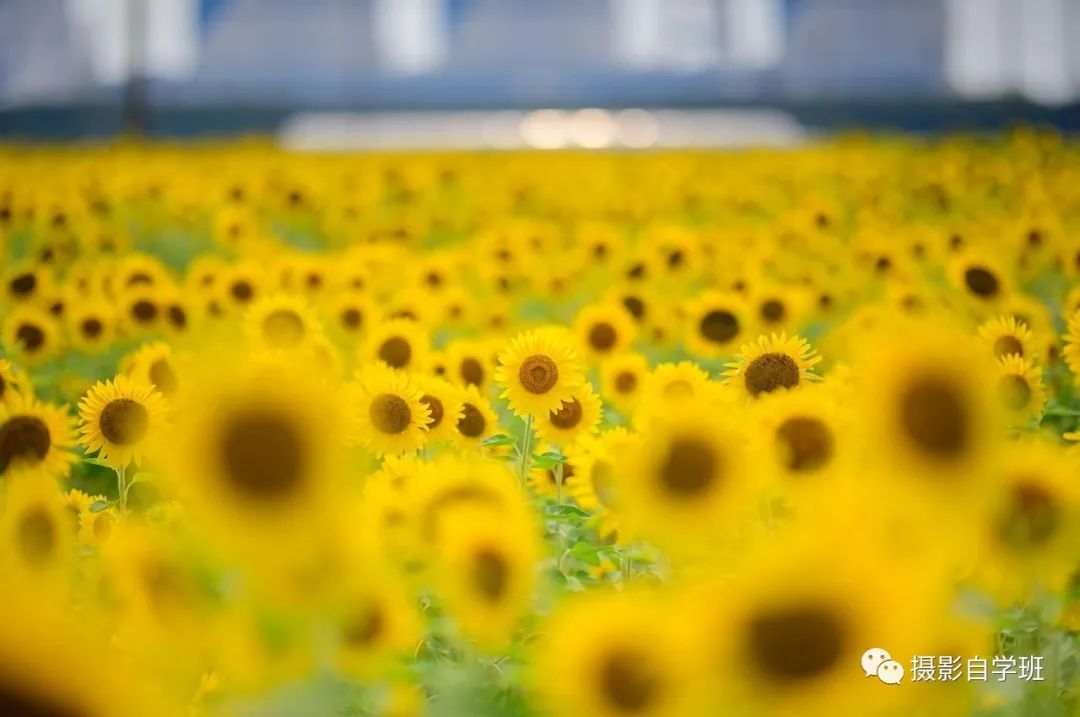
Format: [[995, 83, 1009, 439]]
[[1, 133, 1080, 717]]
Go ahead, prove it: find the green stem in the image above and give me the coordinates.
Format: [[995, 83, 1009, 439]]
[[555, 461, 565, 565], [116, 465, 128, 517], [517, 415, 533, 491]]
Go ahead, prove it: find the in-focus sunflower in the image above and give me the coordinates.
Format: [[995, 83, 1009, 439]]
[[347, 365, 430, 456], [243, 292, 324, 351], [534, 383, 603, 446], [574, 303, 637, 360], [994, 353, 1045, 424], [600, 352, 648, 414], [78, 375, 168, 469], [533, 590, 706, 717], [360, 318, 431, 372], [0, 394, 75, 483], [414, 375, 463, 444], [2, 305, 61, 366], [724, 333, 821, 399], [452, 384, 499, 447], [0, 358, 28, 408], [978, 314, 1035, 360], [495, 328, 585, 418]]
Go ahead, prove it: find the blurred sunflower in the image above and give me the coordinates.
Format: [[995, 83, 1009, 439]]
[[452, 384, 499, 447], [575, 303, 637, 360], [243, 293, 324, 351], [0, 394, 75, 482], [534, 383, 603, 446], [994, 354, 1045, 424], [2, 305, 61, 366], [600, 352, 648, 414], [360, 318, 431, 372]]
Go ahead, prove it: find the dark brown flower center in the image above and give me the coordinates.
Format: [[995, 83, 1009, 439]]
[[131, 300, 157, 323], [9, 273, 36, 296], [0, 415, 51, 471], [748, 604, 847, 683], [760, 299, 785, 323], [460, 357, 485, 387], [341, 308, 362, 330], [622, 296, 645, 320], [993, 335, 1024, 358], [420, 394, 444, 429], [744, 353, 800, 397], [699, 310, 739, 344], [457, 403, 486, 438], [231, 281, 254, 302], [550, 399, 584, 430], [369, 394, 411, 434], [16, 323, 45, 352], [998, 480, 1059, 548], [0, 680, 85, 717], [776, 417, 833, 472], [220, 410, 305, 500], [149, 359, 178, 395], [519, 354, 558, 394], [168, 305, 187, 329], [964, 266, 999, 298], [344, 607, 384, 647], [588, 323, 618, 352], [80, 318, 103, 339], [471, 549, 509, 602], [614, 371, 637, 394], [658, 437, 720, 498], [378, 336, 411, 368], [100, 398, 149, 446], [899, 375, 969, 460], [599, 647, 660, 713]]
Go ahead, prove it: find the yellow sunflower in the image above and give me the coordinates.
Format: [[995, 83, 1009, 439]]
[[243, 292, 324, 351], [65, 296, 116, 355], [0, 475, 73, 577], [600, 351, 648, 414], [978, 314, 1035, 361], [444, 338, 496, 391], [124, 341, 182, 398], [723, 333, 821, 399], [495, 328, 585, 418], [326, 290, 379, 340], [947, 249, 1011, 304], [2, 305, 61, 366], [683, 290, 749, 356], [0, 358, 29, 408], [360, 317, 431, 373], [414, 375, 463, 444], [451, 384, 499, 448], [534, 383, 603, 446], [77, 374, 168, 469], [574, 303, 637, 360], [0, 394, 75, 483], [994, 353, 1046, 424], [347, 364, 430, 456]]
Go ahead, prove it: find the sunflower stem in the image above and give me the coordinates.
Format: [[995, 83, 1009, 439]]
[[116, 465, 128, 517], [517, 415, 533, 491], [554, 461, 565, 563]]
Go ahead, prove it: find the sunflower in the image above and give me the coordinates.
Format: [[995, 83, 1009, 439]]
[[617, 395, 753, 550], [527, 441, 582, 499], [600, 352, 648, 414], [978, 314, 1035, 361], [78, 374, 168, 469], [433, 503, 540, 650], [575, 303, 637, 360], [723, 333, 821, 399], [532, 590, 706, 717], [2, 262, 52, 303], [1064, 309, 1080, 384], [360, 318, 431, 373], [994, 354, 1046, 425], [327, 291, 378, 340], [947, 250, 1010, 303], [452, 384, 499, 447], [347, 364, 430, 456], [2, 305, 61, 366], [683, 291, 748, 357], [0, 394, 75, 483], [243, 292, 324, 351], [124, 341, 182, 398], [495, 328, 585, 418], [444, 338, 495, 390], [0, 475, 73, 576], [115, 252, 170, 291], [117, 286, 165, 336], [750, 384, 846, 491], [65, 296, 116, 355], [0, 358, 29, 408], [534, 383, 603, 446], [333, 575, 421, 680], [414, 375, 463, 444], [217, 261, 267, 313], [975, 439, 1080, 603]]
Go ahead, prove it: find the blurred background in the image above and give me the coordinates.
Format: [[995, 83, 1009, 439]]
[[1, 0, 1079, 144]]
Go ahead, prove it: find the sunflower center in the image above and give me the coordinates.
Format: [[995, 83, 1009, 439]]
[[760, 299, 785, 323], [231, 281, 254, 302], [344, 607, 385, 647], [899, 376, 969, 459], [744, 353, 800, 397], [747, 604, 847, 682], [548, 463, 575, 486], [659, 438, 720, 498], [378, 336, 411, 368], [700, 310, 739, 343], [341, 308, 362, 330], [998, 480, 1059, 548], [168, 305, 187, 329], [457, 403, 486, 438], [0, 416, 51, 471], [964, 266, 1000, 298], [9, 273, 36, 296], [420, 394, 444, 429], [0, 681, 83, 717], [776, 417, 834, 473], [614, 371, 638, 394], [100, 398, 150, 446], [262, 309, 305, 347], [149, 359, 178, 395], [369, 394, 412, 435], [460, 358, 485, 387], [997, 375, 1031, 410], [599, 647, 660, 713], [588, 323, 618, 352], [622, 296, 645, 320], [472, 549, 508, 602], [550, 399, 583, 430], [16, 506, 56, 566], [993, 335, 1024, 358], [16, 323, 45, 352], [80, 318, 103, 339], [519, 354, 559, 394], [132, 300, 157, 322], [220, 410, 305, 500]]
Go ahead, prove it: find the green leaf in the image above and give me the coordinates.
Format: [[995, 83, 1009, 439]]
[[81, 456, 112, 468], [480, 433, 516, 448], [531, 451, 565, 470], [543, 503, 590, 519], [570, 541, 602, 567], [89, 500, 112, 513]]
